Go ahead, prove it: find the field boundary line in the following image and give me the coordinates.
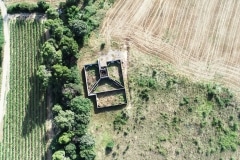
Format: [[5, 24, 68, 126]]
[[0, 0, 10, 141]]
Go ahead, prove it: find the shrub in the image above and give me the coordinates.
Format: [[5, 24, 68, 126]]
[[105, 140, 114, 153], [219, 131, 239, 152], [206, 83, 233, 107], [113, 110, 129, 130], [179, 96, 189, 106]]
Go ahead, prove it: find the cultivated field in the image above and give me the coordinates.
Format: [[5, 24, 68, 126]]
[[0, 20, 47, 160], [101, 0, 240, 92]]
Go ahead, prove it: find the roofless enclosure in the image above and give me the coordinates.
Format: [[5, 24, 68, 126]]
[[84, 60, 127, 108]]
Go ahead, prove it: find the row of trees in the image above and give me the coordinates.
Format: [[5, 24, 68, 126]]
[[7, 0, 50, 13], [36, 1, 102, 159]]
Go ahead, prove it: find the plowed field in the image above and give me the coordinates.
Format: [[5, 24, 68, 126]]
[[101, 0, 240, 91]]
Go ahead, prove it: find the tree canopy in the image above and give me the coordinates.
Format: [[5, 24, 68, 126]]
[[36, 65, 51, 88], [54, 110, 75, 130]]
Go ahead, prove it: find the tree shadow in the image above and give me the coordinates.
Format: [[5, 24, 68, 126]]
[[21, 21, 47, 138], [21, 74, 47, 137]]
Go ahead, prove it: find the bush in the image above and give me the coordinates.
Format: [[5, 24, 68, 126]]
[[219, 131, 239, 152], [105, 140, 114, 153], [113, 110, 129, 130], [206, 83, 233, 107]]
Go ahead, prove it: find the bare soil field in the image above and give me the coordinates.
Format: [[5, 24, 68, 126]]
[[101, 0, 240, 93]]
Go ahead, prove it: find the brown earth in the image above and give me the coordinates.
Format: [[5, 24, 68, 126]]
[[101, 0, 240, 93]]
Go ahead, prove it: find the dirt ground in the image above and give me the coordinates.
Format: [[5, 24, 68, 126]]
[[101, 0, 240, 94], [0, 0, 10, 141]]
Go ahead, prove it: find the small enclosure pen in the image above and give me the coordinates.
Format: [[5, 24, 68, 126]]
[[84, 59, 127, 108]]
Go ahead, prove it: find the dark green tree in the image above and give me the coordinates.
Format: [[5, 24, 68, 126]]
[[62, 83, 82, 101], [37, 0, 50, 12], [52, 64, 71, 80], [69, 19, 88, 38], [70, 96, 92, 114], [41, 40, 62, 66], [59, 36, 79, 59]]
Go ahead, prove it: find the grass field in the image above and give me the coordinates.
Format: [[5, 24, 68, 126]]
[[80, 40, 240, 159], [0, 19, 47, 160]]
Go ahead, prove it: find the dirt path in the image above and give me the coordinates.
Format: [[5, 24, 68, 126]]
[[0, 0, 10, 141]]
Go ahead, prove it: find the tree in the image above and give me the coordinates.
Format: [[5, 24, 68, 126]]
[[52, 104, 62, 115], [62, 83, 81, 101], [58, 132, 74, 144], [52, 64, 71, 80], [69, 66, 81, 84], [54, 110, 75, 130], [36, 65, 51, 88], [41, 41, 62, 66], [46, 7, 59, 19], [45, 19, 63, 33], [70, 96, 92, 114], [59, 36, 79, 59], [79, 134, 95, 150], [37, 0, 50, 12], [69, 19, 88, 38], [52, 150, 66, 160], [79, 149, 96, 160], [66, 6, 80, 21], [65, 143, 77, 160], [53, 26, 64, 41]]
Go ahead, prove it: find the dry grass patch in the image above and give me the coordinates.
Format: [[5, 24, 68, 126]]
[[87, 48, 240, 160]]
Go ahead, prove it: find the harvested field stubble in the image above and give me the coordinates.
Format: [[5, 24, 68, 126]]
[[101, 0, 240, 92]]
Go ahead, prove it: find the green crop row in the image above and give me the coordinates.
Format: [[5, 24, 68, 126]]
[[0, 20, 47, 160]]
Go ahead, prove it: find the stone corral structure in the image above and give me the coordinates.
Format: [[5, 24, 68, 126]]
[[84, 59, 127, 108]]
